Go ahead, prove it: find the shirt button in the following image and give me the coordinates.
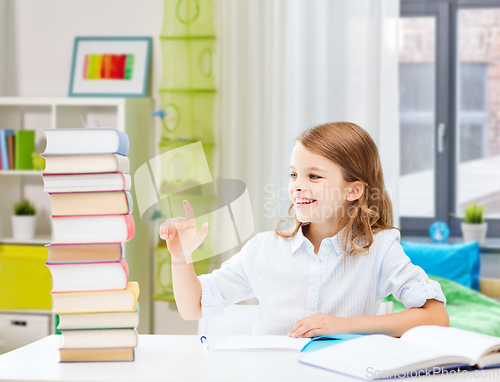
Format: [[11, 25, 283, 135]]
[[312, 285, 317, 291]]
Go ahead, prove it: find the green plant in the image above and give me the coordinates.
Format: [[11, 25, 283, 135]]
[[463, 203, 485, 224], [13, 199, 37, 216]]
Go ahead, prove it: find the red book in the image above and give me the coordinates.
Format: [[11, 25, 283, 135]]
[[51, 214, 135, 245]]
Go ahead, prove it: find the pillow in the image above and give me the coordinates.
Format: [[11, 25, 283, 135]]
[[400, 241, 480, 290]]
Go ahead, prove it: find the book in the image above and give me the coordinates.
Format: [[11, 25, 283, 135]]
[[43, 153, 129, 174], [42, 128, 129, 156], [6, 133, 15, 169], [212, 336, 311, 352], [57, 306, 139, 330], [59, 348, 135, 362], [51, 214, 135, 244], [61, 328, 138, 349], [47, 257, 129, 293], [46, 243, 122, 263], [299, 325, 500, 380], [0, 129, 14, 170], [52, 281, 139, 314], [42, 172, 131, 193], [49, 191, 133, 216], [14, 130, 35, 170]]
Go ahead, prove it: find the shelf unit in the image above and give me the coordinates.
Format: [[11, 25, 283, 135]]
[[0, 97, 149, 243], [0, 96, 153, 349]]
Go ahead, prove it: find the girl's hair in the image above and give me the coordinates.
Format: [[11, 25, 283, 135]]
[[274, 121, 398, 259]]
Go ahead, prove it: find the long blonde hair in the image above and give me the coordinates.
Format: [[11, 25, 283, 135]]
[[274, 122, 398, 258]]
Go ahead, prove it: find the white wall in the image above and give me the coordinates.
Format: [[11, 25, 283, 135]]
[[4, 0, 163, 98], [0, 0, 6, 94]]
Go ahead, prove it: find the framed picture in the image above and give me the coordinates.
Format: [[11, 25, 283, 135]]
[[69, 37, 152, 97]]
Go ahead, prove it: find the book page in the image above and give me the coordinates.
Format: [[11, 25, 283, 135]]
[[299, 334, 469, 380], [401, 326, 500, 363], [212, 335, 310, 352]]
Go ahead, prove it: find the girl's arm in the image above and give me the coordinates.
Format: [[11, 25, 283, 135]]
[[160, 200, 208, 321], [288, 298, 449, 338], [171, 262, 203, 320], [348, 298, 449, 337]]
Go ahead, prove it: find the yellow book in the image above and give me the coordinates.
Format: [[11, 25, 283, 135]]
[[52, 282, 139, 314]]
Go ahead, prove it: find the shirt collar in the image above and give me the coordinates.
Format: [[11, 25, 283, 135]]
[[290, 223, 347, 256]]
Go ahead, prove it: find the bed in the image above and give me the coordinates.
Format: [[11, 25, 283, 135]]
[[383, 275, 500, 336]]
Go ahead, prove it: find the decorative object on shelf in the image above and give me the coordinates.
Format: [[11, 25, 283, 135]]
[[152, 106, 167, 120], [12, 199, 37, 240], [32, 153, 45, 171], [461, 203, 487, 247], [428, 221, 450, 244], [69, 37, 152, 97]]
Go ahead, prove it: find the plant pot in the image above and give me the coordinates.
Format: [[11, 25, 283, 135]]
[[461, 222, 488, 247], [12, 215, 36, 240]]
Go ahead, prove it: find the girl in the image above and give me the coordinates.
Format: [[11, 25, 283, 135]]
[[159, 122, 449, 338]]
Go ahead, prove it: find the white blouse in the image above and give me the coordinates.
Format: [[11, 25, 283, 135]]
[[197, 225, 446, 335]]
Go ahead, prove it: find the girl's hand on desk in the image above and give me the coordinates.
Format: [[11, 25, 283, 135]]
[[287, 314, 352, 338], [159, 199, 209, 264]]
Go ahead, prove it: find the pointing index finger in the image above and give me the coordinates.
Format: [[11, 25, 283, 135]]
[[183, 199, 195, 220]]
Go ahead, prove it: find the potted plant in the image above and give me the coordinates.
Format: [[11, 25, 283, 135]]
[[461, 203, 487, 247], [12, 199, 37, 240]]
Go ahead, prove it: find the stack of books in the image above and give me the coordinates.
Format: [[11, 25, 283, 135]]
[[42, 128, 139, 362]]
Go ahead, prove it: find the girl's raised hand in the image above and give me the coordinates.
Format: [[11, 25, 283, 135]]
[[159, 200, 209, 264]]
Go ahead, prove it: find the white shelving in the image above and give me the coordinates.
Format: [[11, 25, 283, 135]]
[[0, 97, 150, 245], [0, 171, 43, 176]]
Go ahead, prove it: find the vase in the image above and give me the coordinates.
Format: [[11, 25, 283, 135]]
[[461, 222, 488, 247], [11, 215, 36, 240]]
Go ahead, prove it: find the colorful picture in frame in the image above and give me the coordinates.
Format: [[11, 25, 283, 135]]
[[69, 37, 152, 97]]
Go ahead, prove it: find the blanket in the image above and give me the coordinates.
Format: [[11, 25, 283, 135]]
[[382, 275, 500, 337]]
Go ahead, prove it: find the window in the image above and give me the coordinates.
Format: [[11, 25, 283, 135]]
[[399, 0, 500, 237]]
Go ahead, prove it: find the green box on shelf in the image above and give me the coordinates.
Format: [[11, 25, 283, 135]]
[[162, 0, 215, 37], [160, 92, 215, 142], [161, 39, 215, 90], [158, 141, 214, 190]]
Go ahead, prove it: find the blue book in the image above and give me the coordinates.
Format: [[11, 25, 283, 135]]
[[0, 129, 15, 170], [42, 128, 129, 156], [301, 334, 365, 352]]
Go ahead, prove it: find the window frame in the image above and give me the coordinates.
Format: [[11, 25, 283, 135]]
[[400, 0, 500, 238]]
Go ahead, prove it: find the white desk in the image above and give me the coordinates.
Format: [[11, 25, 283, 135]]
[[0, 335, 499, 382]]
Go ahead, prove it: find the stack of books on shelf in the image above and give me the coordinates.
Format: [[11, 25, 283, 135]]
[[42, 128, 139, 362]]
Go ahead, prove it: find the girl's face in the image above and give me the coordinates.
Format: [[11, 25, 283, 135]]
[[288, 142, 351, 226]]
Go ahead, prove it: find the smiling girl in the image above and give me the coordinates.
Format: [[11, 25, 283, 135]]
[[160, 122, 449, 338]]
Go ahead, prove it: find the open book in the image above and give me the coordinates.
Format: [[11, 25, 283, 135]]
[[300, 325, 500, 379], [211, 334, 364, 352]]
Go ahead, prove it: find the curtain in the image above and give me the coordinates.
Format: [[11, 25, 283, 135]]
[[213, 0, 400, 246]]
